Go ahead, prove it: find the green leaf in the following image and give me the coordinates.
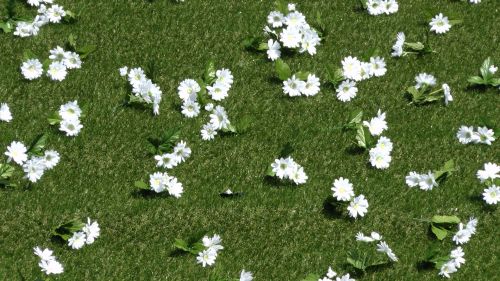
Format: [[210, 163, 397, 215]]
[[266, 164, 276, 177], [134, 180, 149, 190], [355, 124, 373, 149], [431, 215, 460, 224], [344, 110, 363, 130], [68, 34, 78, 51], [0, 164, 15, 179], [434, 160, 456, 183], [203, 59, 217, 84], [325, 66, 344, 86], [275, 59, 292, 81], [76, 45, 97, 60], [404, 42, 425, 51], [295, 71, 310, 81], [489, 78, 500, 87], [480, 57, 492, 81], [467, 75, 487, 85], [0, 21, 14, 33], [27, 133, 48, 156], [449, 19, 463, 26], [188, 242, 205, 255], [48, 111, 62, 125], [257, 42, 269, 51], [128, 94, 145, 105], [159, 129, 181, 151], [431, 224, 448, 240], [359, 0, 368, 9], [301, 274, 321, 281], [63, 10, 77, 23], [242, 36, 263, 51], [52, 219, 84, 241], [221, 123, 237, 134], [173, 238, 190, 252]]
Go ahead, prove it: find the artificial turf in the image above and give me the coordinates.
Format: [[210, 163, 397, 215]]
[[0, 0, 499, 280]]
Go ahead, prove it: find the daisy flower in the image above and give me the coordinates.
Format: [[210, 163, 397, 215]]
[[196, 249, 217, 267], [128, 68, 146, 87], [301, 74, 320, 96], [284, 11, 306, 28], [0, 103, 12, 122], [300, 29, 321, 55], [331, 177, 355, 201], [456, 126, 474, 144], [369, 56, 387, 77], [215, 68, 233, 86], [363, 110, 388, 136], [283, 75, 306, 97], [415, 73, 437, 89], [367, 0, 384, 16], [477, 162, 499, 183], [450, 247, 466, 268], [240, 270, 253, 281], [201, 123, 217, 141], [430, 13, 451, 34], [49, 46, 66, 61], [347, 195, 369, 218], [391, 32, 405, 57], [405, 172, 421, 188], [267, 39, 281, 61], [466, 217, 478, 234], [47, 61, 68, 81], [375, 136, 393, 153], [342, 56, 362, 81], [181, 100, 201, 118], [418, 171, 438, 191], [267, 11, 284, 28], [154, 153, 178, 169], [336, 80, 358, 102], [59, 118, 83, 136], [166, 177, 183, 198], [5, 141, 28, 165], [376, 241, 398, 261], [173, 141, 191, 163], [452, 223, 471, 245], [289, 165, 308, 185], [209, 105, 230, 130], [483, 185, 499, 205], [59, 100, 82, 121], [14, 22, 39, 37], [336, 273, 355, 281], [62, 52, 82, 69], [38, 259, 64, 275], [472, 127, 495, 145], [369, 147, 391, 169], [439, 261, 457, 278], [382, 0, 399, 14], [207, 82, 229, 101], [46, 5, 66, 23], [33, 247, 55, 261], [119, 66, 128, 77], [204, 103, 214, 112], [43, 150, 60, 170], [271, 157, 295, 179], [21, 59, 44, 80], [442, 83, 453, 105], [68, 231, 86, 250], [82, 218, 100, 244], [280, 27, 302, 48], [202, 234, 224, 252], [149, 172, 167, 193]]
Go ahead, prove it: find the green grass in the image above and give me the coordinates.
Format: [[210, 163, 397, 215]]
[[1, 0, 499, 280]]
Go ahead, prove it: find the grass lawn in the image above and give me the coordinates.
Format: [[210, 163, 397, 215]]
[[0, 0, 499, 280]]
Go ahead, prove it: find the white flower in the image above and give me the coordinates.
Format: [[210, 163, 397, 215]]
[[356, 232, 380, 242], [369, 147, 392, 169], [166, 176, 183, 198], [405, 172, 421, 188], [367, 0, 384, 16], [5, 141, 28, 165], [301, 74, 321, 96], [336, 80, 358, 102], [418, 171, 437, 191], [363, 110, 388, 136], [43, 150, 60, 170], [450, 247, 465, 268], [34, 247, 55, 261], [488, 65, 498, 74], [283, 75, 306, 97], [430, 13, 451, 34], [336, 274, 355, 281], [326, 266, 337, 278], [63, 52, 82, 69], [267, 11, 284, 28], [442, 84, 452, 105], [46, 5, 66, 23], [284, 11, 306, 28], [82, 218, 100, 244], [342, 56, 362, 81], [173, 141, 191, 163], [154, 153, 178, 169], [0, 103, 12, 122], [39, 259, 64, 275], [289, 165, 308, 185], [59, 118, 83, 136], [466, 217, 478, 234], [369, 56, 387, 77], [128, 68, 146, 87], [240, 269, 253, 281], [215, 68, 233, 86], [348, 195, 369, 218], [267, 39, 281, 61], [149, 172, 168, 193], [21, 59, 44, 80], [456, 126, 475, 144], [300, 28, 321, 55], [288, 3, 297, 11], [469, 0, 481, 4], [271, 157, 295, 179], [477, 162, 499, 183], [47, 61, 68, 81], [359, 62, 372, 81], [209, 105, 230, 130], [382, 0, 399, 14], [28, 0, 42, 6], [376, 241, 398, 261], [181, 100, 201, 118], [59, 100, 82, 121], [391, 32, 405, 57], [202, 234, 224, 252], [439, 261, 457, 278], [49, 46, 66, 61], [483, 185, 499, 204], [280, 27, 302, 48], [415, 73, 436, 89], [207, 82, 230, 101], [452, 223, 472, 245], [331, 177, 355, 201], [375, 136, 393, 153], [119, 66, 128, 77], [472, 126, 495, 145], [68, 231, 86, 250], [201, 123, 218, 141], [196, 249, 217, 267], [13, 21, 39, 37]]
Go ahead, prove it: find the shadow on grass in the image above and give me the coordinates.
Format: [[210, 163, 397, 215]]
[[416, 261, 435, 272], [131, 189, 172, 199], [321, 197, 344, 220], [262, 176, 298, 188], [345, 145, 366, 156], [468, 194, 497, 212]]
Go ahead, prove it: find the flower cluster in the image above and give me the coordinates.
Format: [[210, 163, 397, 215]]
[[356, 232, 398, 262], [317, 266, 355, 281], [48, 101, 84, 137], [14, 1, 71, 37], [363, 110, 392, 169], [147, 171, 183, 198], [33, 247, 64, 275], [196, 234, 224, 267], [406, 73, 453, 105], [270, 157, 308, 185], [0, 103, 12, 122], [456, 125, 496, 145], [467, 58, 500, 89], [406, 160, 456, 191], [364, 0, 399, 16], [283, 73, 320, 97], [263, 3, 321, 60], [21, 46, 82, 81], [477, 162, 499, 205], [67, 218, 101, 250], [4, 140, 60, 183], [154, 141, 191, 170], [120, 66, 162, 115], [337, 56, 387, 102], [391, 32, 434, 57], [330, 177, 369, 219]]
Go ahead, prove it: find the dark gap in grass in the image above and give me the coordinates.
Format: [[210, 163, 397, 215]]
[[322, 197, 344, 219], [344, 145, 365, 155], [131, 189, 173, 199], [416, 261, 435, 271]]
